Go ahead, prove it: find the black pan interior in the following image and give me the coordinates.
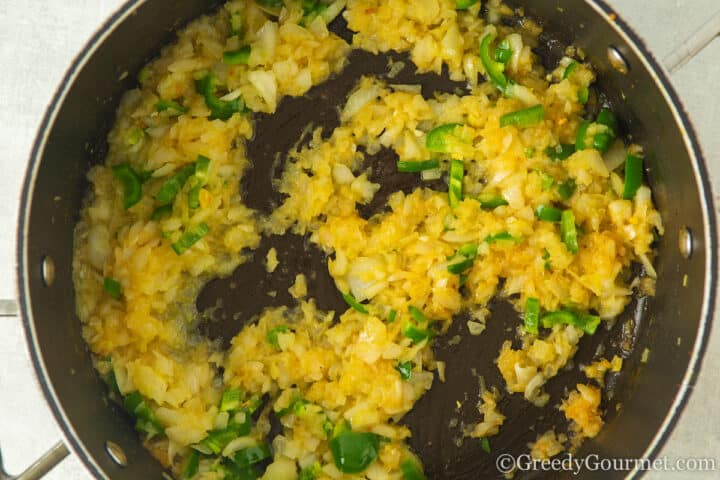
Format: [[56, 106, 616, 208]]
[[18, 1, 713, 479]]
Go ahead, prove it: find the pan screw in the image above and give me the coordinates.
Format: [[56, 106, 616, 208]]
[[41, 255, 55, 286], [678, 227, 693, 259], [105, 441, 128, 467], [607, 46, 629, 74]]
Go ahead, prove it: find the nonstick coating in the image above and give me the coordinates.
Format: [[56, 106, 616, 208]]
[[17, 1, 717, 479]]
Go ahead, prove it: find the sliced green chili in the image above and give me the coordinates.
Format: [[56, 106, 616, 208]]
[[395, 361, 413, 380], [447, 242, 478, 274], [124, 392, 164, 437], [196, 72, 245, 121], [448, 159, 464, 208], [156, 163, 196, 205], [137, 169, 154, 183], [112, 164, 143, 209], [494, 39, 512, 64], [455, 0, 478, 9], [500, 105, 545, 128], [561, 210, 579, 254], [622, 154, 643, 200], [447, 257, 473, 275], [234, 443, 272, 468], [524, 297, 540, 334], [408, 306, 427, 324], [322, 421, 334, 438], [126, 128, 145, 147], [229, 10, 243, 36], [155, 99, 188, 115], [103, 277, 123, 299], [535, 204, 562, 222], [484, 231, 519, 244], [557, 178, 577, 200], [151, 204, 173, 221], [172, 223, 209, 255], [199, 409, 252, 453], [595, 108, 618, 136], [182, 450, 200, 479], [426, 123, 463, 153], [343, 292, 368, 314], [330, 431, 380, 474], [403, 323, 431, 344], [299, 462, 322, 480], [276, 395, 309, 418], [541, 310, 601, 335], [187, 186, 202, 209], [458, 242, 478, 258], [267, 325, 289, 350], [480, 437, 491, 453], [405, 306, 433, 343], [220, 388, 243, 412], [540, 171, 555, 191], [188, 155, 211, 209], [477, 193, 508, 210], [401, 458, 427, 480], [397, 159, 440, 173], [223, 46, 252, 65], [575, 120, 592, 151], [480, 33, 508, 92], [300, 0, 329, 25], [578, 86, 589, 104], [388, 309, 397, 324], [592, 131, 614, 153], [577, 109, 617, 153], [200, 427, 244, 455], [545, 143, 575, 161], [194, 154, 210, 180], [563, 61, 578, 79]]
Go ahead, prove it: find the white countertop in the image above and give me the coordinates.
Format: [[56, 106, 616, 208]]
[[0, 1, 718, 478]]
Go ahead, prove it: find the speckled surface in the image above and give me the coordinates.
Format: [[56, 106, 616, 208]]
[[0, 1, 717, 478]]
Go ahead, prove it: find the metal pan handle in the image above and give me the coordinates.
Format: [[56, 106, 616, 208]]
[[1, 301, 68, 479], [0, 442, 69, 480]]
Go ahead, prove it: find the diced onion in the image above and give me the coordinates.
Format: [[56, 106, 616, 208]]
[[248, 70, 278, 111], [421, 168, 442, 181], [341, 84, 382, 121]]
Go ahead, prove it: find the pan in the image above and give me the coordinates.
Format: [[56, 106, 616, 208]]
[[11, 0, 718, 479]]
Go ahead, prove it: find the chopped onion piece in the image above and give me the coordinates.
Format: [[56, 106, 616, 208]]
[[341, 84, 382, 121], [421, 168, 442, 181], [603, 139, 627, 171], [248, 70, 278, 111]]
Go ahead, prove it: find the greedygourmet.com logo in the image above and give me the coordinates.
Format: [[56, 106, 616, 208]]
[[495, 453, 717, 475]]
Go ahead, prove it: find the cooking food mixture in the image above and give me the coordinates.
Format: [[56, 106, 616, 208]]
[[72, 0, 663, 478]]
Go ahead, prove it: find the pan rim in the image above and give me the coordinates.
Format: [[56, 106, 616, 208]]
[[16, 1, 151, 479], [584, 0, 718, 477], [15, 1, 718, 479]]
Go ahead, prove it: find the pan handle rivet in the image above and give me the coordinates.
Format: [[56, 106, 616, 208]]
[[105, 441, 128, 467], [607, 46, 629, 74], [678, 227, 693, 259], [41, 255, 55, 286]]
